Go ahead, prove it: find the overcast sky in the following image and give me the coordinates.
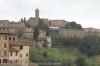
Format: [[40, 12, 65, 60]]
[[0, 0, 100, 28]]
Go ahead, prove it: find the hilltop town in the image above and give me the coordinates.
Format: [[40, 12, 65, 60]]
[[0, 8, 100, 66]]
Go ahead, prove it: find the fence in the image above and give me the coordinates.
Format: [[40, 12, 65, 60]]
[[0, 63, 62, 66]]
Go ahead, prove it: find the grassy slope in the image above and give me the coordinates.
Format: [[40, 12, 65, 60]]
[[30, 47, 100, 66], [30, 47, 77, 62]]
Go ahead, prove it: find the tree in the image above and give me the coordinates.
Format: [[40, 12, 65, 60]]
[[75, 57, 86, 66], [16, 28, 25, 41], [43, 52, 48, 58], [79, 35, 100, 57], [24, 17, 26, 23], [21, 18, 24, 22], [62, 61, 72, 66], [33, 26, 39, 40], [36, 19, 49, 36], [65, 21, 82, 29]]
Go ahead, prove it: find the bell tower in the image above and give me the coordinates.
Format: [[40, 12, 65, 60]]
[[35, 8, 40, 24], [35, 8, 39, 19]]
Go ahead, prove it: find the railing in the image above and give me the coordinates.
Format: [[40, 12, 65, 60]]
[[0, 63, 37, 66], [0, 63, 62, 66], [29, 63, 62, 66], [0, 64, 21, 66]]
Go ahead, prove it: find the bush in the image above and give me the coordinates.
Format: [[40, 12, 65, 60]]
[[75, 57, 86, 66]]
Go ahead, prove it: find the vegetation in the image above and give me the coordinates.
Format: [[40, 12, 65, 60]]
[[51, 34, 100, 57], [33, 19, 49, 40], [21, 17, 30, 27], [75, 57, 86, 66], [29, 47, 77, 63], [33, 26, 39, 40], [37, 20, 49, 36], [79, 35, 100, 57], [65, 21, 82, 29], [31, 20, 100, 66], [30, 47, 100, 66]]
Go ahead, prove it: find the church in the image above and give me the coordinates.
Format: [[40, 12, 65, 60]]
[[26, 8, 69, 28]]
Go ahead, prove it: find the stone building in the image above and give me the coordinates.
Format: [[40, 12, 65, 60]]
[[27, 8, 68, 28], [50, 20, 68, 28], [0, 30, 10, 64], [59, 29, 86, 38], [0, 19, 31, 64], [8, 31, 29, 64], [0, 20, 26, 31], [57, 28, 100, 39]]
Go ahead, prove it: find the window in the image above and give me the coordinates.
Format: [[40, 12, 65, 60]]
[[0, 59, 1, 63], [13, 37, 15, 41], [9, 37, 11, 41], [4, 43, 7, 48], [5, 35, 7, 40], [10, 52, 12, 56], [7, 28, 9, 30], [0, 36, 1, 40], [3, 28, 5, 30], [15, 60, 17, 63], [10, 60, 12, 63], [16, 51, 18, 56], [4, 50, 7, 57], [20, 45, 23, 50], [26, 53, 28, 57], [3, 59, 7, 63], [20, 54, 22, 57]]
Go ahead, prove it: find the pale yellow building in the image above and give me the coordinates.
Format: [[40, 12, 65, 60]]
[[50, 20, 68, 28], [59, 28, 100, 38], [59, 29, 86, 38]]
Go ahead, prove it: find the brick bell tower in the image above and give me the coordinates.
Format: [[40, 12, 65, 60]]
[[35, 8, 39, 19], [35, 8, 40, 24]]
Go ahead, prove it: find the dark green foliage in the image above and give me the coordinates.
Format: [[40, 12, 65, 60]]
[[79, 35, 100, 57], [43, 52, 48, 58], [52, 32, 100, 57], [24, 17, 26, 23], [20, 17, 30, 27], [62, 61, 72, 66], [75, 57, 86, 66], [38, 20, 49, 36], [21, 18, 24, 22], [50, 30, 61, 46], [65, 21, 82, 29], [34, 19, 49, 36], [33, 26, 39, 40], [61, 37, 82, 48]]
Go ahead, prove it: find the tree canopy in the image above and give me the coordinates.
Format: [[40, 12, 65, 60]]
[[33, 19, 49, 40], [65, 21, 82, 29]]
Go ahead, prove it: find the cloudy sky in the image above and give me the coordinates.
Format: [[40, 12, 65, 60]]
[[0, 0, 100, 28]]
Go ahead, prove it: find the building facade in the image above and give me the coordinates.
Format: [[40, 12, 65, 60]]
[[27, 9, 68, 28], [0, 27, 29, 64], [0, 31, 10, 64]]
